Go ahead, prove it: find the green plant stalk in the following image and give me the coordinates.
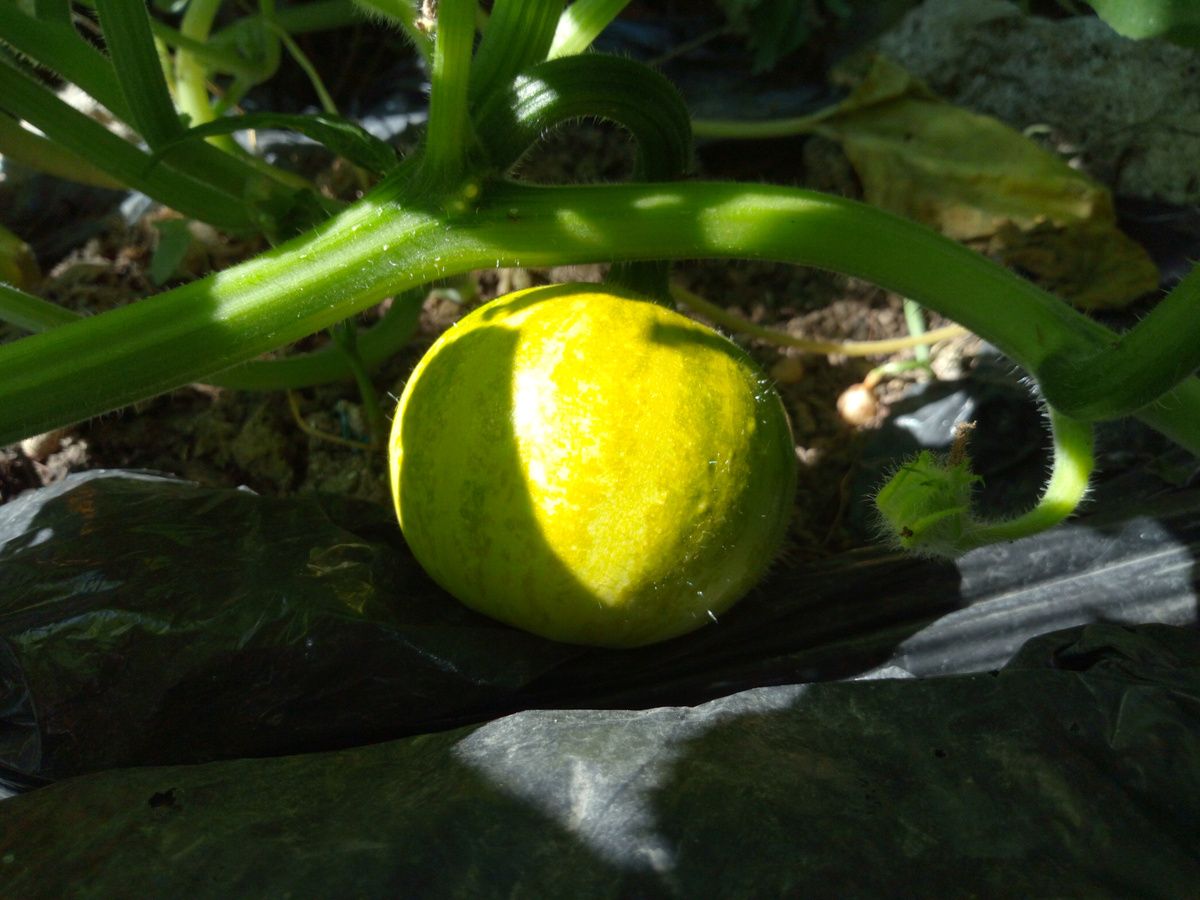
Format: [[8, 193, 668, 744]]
[[866, 358, 927, 382], [970, 407, 1094, 545], [76, 0, 356, 37], [874, 407, 1094, 557], [1040, 263, 1200, 420], [473, 51, 694, 301], [0, 112, 127, 189], [331, 319, 388, 445], [175, 0, 241, 154], [94, 0, 186, 148], [154, 33, 177, 99], [671, 283, 965, 355], [902, 299, 929, 366], [0, 283, 79, 333], [1, 180, 1198, 452], [349, 0, 434, 62], [0, 61, 257, 232], [221, 0, 284, 114], [271, 23, 338, 114], [0, 280, 423, 391], [468, 0, 562, 107], [148, 16, 269, 82], [0, 4, 134, 122], [213, 287, 422, 390], [692, 114, 825, 141], [0, 6, 299, 227], [266, 0, 364, 35], [147, 0, 345, 84], [474, 55, 692, 180], [421, 0, 479, 194], [160, 0, 298, 200], [548, 0, 633, 58]]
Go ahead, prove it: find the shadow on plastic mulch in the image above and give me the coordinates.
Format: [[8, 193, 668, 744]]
[[0, 441, 1197, 897]]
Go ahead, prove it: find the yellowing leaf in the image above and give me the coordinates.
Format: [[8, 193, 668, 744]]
[[807, 56, 1158, 308], [988, 220, 1160, 311]]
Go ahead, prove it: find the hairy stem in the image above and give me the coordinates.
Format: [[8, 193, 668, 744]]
[[971, 407, 1094, 546], [420, 0, 479, 194], [0, 180, 1196, 453], [1039, 263, 1200, 420]]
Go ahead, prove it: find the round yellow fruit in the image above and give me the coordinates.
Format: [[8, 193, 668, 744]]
[[389, 282, 796, 647]]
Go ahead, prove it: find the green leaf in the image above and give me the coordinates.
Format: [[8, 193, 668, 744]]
[[1082, 0, 1200, 48], [153, 112, 400, 175]]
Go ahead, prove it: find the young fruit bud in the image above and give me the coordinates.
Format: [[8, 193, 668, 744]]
[[874, 423, 982, 558]]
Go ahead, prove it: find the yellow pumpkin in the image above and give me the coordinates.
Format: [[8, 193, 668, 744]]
[[390, 283, 795, 647]]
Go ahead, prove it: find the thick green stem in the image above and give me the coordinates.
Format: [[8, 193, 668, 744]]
[[0, 281, 423, 391], [421, 0, 479, 194], [0, 181, 1196, 453], [469, 182, 1112, 376], [473, 53, 693, 300], [1039, 264, 1200, 420]]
